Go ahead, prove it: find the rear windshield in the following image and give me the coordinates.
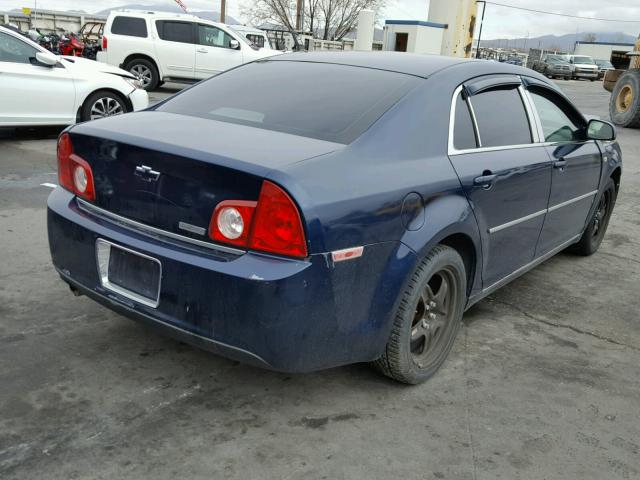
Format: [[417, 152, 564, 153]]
[[156, 60, 421, 144]]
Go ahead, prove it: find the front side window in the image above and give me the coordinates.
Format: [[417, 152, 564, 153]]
[[470, 87, 532, 148], [198, 25, 234, 48], [453, 92, 477, 150], [111, 16, 148, 37], [157, 21, 193, 44], [529, 88, 584, 143], [0, 32, 38, 64]]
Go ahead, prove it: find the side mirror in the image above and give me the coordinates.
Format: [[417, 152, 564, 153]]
[[587, 119, 616, 141], [229, 39, 240, 50], [34, 51, 58, 67]]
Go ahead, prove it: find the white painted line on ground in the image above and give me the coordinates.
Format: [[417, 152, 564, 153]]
[[40, 183, 57, 189]]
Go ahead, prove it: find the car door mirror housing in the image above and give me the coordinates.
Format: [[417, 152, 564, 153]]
[[34, 51, 58, 67], [229, 39, 240, 50], [587, 119, 616, 141]]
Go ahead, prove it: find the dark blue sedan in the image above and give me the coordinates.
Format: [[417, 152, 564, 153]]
[[48, 52, 622, 384]]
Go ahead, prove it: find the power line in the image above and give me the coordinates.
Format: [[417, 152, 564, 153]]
[[483, 1, 640, 23]]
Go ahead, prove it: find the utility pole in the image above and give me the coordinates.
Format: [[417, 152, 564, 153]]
[[475, 1, 486, 59], [220, 0, 226, 24], [295, 0, 304, 31]]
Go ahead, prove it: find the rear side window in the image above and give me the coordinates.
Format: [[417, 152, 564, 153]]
[[453, 92, 477, 150], [157, 61, 421, 144], [111, 16, 148, 37], [470, 87, 532, 148], [156, 21, 194, 44]]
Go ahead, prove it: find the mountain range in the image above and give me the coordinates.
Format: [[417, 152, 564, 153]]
[[481, 32, 636, 52], [95, 3, 239, 24]]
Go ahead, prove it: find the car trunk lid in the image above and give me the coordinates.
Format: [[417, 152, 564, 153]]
[[69, 111, 341, 245]]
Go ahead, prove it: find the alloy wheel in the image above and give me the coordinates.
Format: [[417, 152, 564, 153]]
[[90, 97, 125, 120], [410, 267, 458, 368], [130, 64, 152, 89]]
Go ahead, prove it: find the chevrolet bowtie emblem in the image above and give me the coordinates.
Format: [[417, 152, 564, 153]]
[[134, 165, 161, 182]]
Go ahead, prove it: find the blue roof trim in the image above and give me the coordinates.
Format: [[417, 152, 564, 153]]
[[575, 41, 635, 47], [385, 20, 448, 29]]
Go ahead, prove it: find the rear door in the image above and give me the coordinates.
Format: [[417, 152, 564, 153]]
[[0, 31, 76, 125], [448, 77, 552, 288], [525, 85, 602, 254], [194, 24, 243, 79], [154, 20, 196, 79]]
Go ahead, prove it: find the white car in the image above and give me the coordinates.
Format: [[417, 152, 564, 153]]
[[97, 10, 282, 90], [0, 25, 148, 127], [566, 55, 599, 81], [229, 25, 274, 51]]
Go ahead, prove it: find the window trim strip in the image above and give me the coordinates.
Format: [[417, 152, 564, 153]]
[[487, 190, 598, 234], [448, 76, 594, 156]]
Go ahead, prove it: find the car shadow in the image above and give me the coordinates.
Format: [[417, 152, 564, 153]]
[[0, 126, 65, 141]]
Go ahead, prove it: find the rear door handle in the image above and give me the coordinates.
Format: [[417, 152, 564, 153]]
[[553, 158, 568, 169], [197, 48, 208, 53], [473, 172, 498, 189]]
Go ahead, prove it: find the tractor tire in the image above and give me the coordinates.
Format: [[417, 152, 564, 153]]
[[609, 70, 640, 128]]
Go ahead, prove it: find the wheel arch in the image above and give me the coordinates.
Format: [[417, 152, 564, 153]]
[[76, 88, 132, 122], [400, 193, 483, 297], [121, 53, 161, 78], [610, 166, 622, 192]]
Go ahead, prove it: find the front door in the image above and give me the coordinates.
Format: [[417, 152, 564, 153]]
[[0, 31, 76, 125], [448, 82, 552, 288], [194, 24, 243, 79], [526, 86, 603, 254]]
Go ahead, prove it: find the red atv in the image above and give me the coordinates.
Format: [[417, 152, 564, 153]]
[[58, 33, 84, 57]]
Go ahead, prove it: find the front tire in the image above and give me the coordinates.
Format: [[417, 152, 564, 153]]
[[80, 90, 128, 122], [570, 178, 617, 256], [372, 245, 467, 384]]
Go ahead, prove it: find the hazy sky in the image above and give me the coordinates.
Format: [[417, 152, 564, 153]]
[[2, 0, 640, 39]]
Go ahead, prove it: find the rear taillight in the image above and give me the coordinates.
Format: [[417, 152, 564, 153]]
[[209, 200, 257, 247], [208, 181, 308, 258], [101, 35, 107, 50], [57, 133, 96, 202]]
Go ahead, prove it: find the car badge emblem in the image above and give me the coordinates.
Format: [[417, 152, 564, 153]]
[[134, 165, 161, 182]]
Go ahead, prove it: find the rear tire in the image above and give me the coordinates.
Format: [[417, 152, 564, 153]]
[[609, 70, 640, 128], [124, 57, 159, 91], [372, 245, 467, 384], [80, 90, 128, 122], [570, 178, 617, 256]]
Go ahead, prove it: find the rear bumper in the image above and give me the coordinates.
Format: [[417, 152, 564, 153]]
[[47, 188, 413, 372]]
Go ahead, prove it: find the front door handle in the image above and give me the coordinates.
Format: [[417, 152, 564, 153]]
[[197, 48, 208, 53], [473, 171, 498, 189], [553, 158, 568, 169]]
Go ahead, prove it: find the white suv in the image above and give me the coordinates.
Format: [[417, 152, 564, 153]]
[[97, 10, 281, 90]]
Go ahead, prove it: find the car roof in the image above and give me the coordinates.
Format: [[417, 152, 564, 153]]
[[267, 51, 535, 79], [268, 52, 468, 78]]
